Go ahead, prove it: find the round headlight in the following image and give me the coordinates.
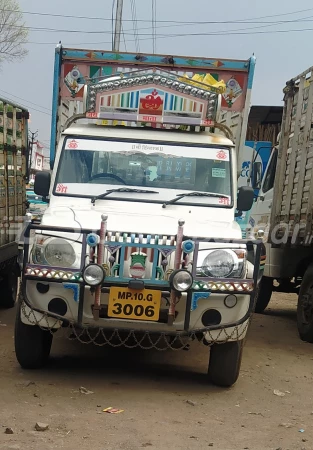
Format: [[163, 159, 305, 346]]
[[170, 269, 193, 292], [44, 238, 76, 267], [83, 264, 105, 286], [202, 250, 236, 278]]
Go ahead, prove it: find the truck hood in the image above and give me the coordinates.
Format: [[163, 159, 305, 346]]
[[41, 201, 241, 239]]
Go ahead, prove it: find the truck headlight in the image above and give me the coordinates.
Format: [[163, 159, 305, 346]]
[[44, 238, 76, 267], [83, 264, 105, 286], [33, 236, 78, 268], [198, 249, 245, 278], [170, 269, 193, 292]]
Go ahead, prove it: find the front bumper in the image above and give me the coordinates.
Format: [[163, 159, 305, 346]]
[[21, 222, 262, 341]]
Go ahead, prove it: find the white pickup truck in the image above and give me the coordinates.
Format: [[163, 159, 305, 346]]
[[15, 47, 262, 387]]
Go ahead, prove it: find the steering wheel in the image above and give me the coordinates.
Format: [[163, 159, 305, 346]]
[[90, 173, 126, 184]]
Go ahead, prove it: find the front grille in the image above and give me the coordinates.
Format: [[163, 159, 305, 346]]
[[105, 231, 175, 246], [101, 231, 178, 283]]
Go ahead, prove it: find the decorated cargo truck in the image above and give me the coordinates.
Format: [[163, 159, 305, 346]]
[[15, 46, 262, 387], [0, 98, 28, 308], [247, 66, 313, 339]]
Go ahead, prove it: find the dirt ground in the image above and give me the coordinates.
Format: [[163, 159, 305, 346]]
[[1, 293, 313, 450]]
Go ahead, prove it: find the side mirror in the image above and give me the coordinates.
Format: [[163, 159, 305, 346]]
[[237, 186, 254, 212], [252, 162, 262, 190], [34, 171, 51, 197]]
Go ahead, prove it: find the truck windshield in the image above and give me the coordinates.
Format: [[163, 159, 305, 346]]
[[55, 137, 232, 206]]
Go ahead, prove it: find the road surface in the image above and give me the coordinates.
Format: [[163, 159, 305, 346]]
[[1, 293, 313, 450]]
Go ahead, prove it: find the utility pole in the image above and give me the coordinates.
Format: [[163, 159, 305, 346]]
[[28, 130, 38, 182], [113, 0, 123, 52]]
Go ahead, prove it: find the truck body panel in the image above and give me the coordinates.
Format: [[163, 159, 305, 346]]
[[246, 66, 313, 332], [270, 67, 313, 246], [0, 97, 28, 261]]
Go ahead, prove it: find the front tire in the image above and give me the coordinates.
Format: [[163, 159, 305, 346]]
[[297, 265, 313, 343], [208, 340, 244, 387], [254, 276, 273, 313], [15, 301, 53, 369], [0, 269, 18, 309]]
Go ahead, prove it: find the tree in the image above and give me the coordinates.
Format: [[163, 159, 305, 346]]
[[0, 0, 28, 65]]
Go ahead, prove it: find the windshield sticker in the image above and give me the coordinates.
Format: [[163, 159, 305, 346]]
[[156, 158, 193, 179], [132, 143, 164, 152], [67, 139, 79, 149], [212, 168, 226, 178], [216, 150, 227, 160], [219, 197, 230, 205], [64, 139, 230, 162], [56, 183, 68, 193]]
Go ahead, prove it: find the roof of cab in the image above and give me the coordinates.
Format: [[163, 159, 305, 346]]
[[63, 123, 234, 147]]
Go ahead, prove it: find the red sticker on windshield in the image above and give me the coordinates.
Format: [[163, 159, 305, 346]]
[[56, 184, 68, 193], [216, 150, 227, 160], [219, 197, 230, 205], [67, 139, 78, 149]]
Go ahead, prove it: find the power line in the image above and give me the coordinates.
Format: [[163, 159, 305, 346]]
[[121, 22, 128, 52], [9, 6, 313, 46], [112, 0, 123, 52], [3, 15, 313, 36], [152, 0, 156, 54], [0, 25, 116, 33], [133, 26, 313, 37], [154, 0, 157, 52], [0, 89, 51, 114], [195, 13, 313, 36], [130, 0, 140, 52], [152, 0, 154, 53], [3, 17, 313, 33], [125, 26, 313, 37], [25, 25, 313, 46], [111, 0, 115, 50], [2, 7, 313, 24], [4, 18, 313, 35], [134, 0, 140, 52], [24, 105, 51, 116]]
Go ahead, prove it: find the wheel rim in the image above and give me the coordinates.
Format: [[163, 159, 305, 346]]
[[300, 287, 313, 325]]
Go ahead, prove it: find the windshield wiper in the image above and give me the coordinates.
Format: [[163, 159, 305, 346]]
[[162, 192, 229, 208], [91, 188, 159, 204]]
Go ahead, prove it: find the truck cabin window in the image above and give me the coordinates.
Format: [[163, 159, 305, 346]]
[[262, 150, 278, 194], [56, 138, 232, 199]]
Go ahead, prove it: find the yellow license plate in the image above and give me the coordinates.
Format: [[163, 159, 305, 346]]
[[108, 287, 161, 321]]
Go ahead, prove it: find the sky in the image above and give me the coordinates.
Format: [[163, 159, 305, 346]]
[[1, 0, 313, 153]]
